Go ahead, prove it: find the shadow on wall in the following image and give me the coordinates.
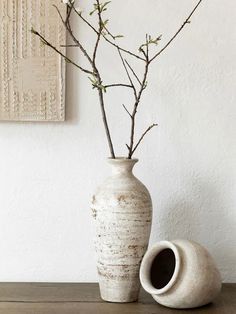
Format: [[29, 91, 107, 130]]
[[153, 178, 235, 282]]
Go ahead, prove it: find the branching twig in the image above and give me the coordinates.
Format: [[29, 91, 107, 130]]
[[66, 2, 73, 24], [131, 124, 158, 156], [32, 0, 204, 159], [103, 34, 145, 62], [97, 79, 116, 158], [117, 48, 138, 100], [61, 44, 79, 47], [122, 104, 132, 118], [150, 0, 203, 62], [126, 0, 203, 158], [93, 0, 103, 63], [90, 0, 115, 158], [125, 60, 142, 86], [71, 2, 99, 34], [128, 52, 150, 159], [33, 0, 117, 158], [70, 2, 146, 61], [105, 84, 133, 89], [53, 4, 93, 67], [31, 29, 93, 75]]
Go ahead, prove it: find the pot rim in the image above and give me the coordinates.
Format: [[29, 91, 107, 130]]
[[140, 240, 181, 295], [107, 157, 139, 162]]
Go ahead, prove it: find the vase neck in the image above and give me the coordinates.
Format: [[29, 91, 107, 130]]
[[108, 158, 138, 175]]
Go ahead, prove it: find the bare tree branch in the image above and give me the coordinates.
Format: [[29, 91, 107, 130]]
[[103, 32, 145, 62], [125, 60, 142, 86], [93, 0, 103, 63], [70, 2, 146, 61], [105, 84, 133, 89], [122, 104, 132, 118], [131, 123, 158, 156], [128, 56, 150, 159], [71, 2, 100, 34], [61, 44, 79, 47], [126, 144, 130, 150], [92, 0, 116, 158], [117, 48, 138, 100], [31, 29, 93, 75], [53, 4, 93, 67], [145, 34, 150, 62], [32, 0, 204, 159], [97, 80, 116, 158], [150, 0, 203, 62], [65, 2, 73, 25]]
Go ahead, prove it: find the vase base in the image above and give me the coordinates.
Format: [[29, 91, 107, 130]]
[[99, 280, 140, 303]]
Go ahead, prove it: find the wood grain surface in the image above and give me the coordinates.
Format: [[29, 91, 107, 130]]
[[0, 283, 234, 313]]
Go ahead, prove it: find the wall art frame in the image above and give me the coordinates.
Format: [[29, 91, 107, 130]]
[[0, 0, 66, 121]]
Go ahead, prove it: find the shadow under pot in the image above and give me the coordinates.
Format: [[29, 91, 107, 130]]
[[140, 239, 222, 309]]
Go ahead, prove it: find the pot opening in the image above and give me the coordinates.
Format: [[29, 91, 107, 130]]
[[150, 248, 176, 290]]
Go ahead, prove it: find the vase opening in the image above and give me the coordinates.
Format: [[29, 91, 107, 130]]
[[150, 248, 176, 289], [140, 241, 181, 295], [107, 157, 138, 162], [107, 157, 139, 174]]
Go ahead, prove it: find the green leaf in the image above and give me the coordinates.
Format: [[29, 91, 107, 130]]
[[90, 1, 111, 15], [89, 3, 99, 15], [101, 19, 109, 29], [89, 9, 96, 15], [139, 34, 162, 51], [101, 1, 111, 12]]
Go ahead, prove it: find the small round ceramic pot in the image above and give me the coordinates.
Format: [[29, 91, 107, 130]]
[[140, 239, 222, 309]]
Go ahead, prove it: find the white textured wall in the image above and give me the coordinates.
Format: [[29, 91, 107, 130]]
[[0, 0, 235, 282]]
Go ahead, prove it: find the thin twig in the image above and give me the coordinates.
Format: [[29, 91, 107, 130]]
[[131, 124, 158, 156], [32, 0, 204, 159], [31, 29, 93, 75], [71, 2, 145, 62], [145, 34, 149, 62], [66, 3, 73, 24], [93, 0, 103, 63], [150, 0, 203, 62], [128, 55, 150, 158], [71, 2, 100, 34], [105, 84, 133, 89], [102, 24, 145, 61], [122, 104, 132, 118], [61, 44, 79, 47], [117, 48, 138, 100], [53, 4, 93, 66], [125, 60, 142, 86], [97, 75, 116, 158], [93, 0, 116, 158]]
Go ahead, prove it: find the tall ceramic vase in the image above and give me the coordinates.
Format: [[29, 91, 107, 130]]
[[91, 158, 152, 303]]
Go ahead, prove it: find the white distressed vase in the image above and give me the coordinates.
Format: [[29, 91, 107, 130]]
[[140, 239, 222, 309], [91, 158, 152, 303]]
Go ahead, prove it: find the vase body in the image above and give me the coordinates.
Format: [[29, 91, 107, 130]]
[[91, 158, 152, 303], [140, 239, 222, 309]]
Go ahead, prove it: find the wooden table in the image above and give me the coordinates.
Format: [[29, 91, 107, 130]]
[[0, 283, 234, 313]]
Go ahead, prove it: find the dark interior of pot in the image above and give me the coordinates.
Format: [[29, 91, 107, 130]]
[[150, 248, 176, 289]]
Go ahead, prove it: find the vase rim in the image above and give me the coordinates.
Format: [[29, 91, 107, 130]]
[[107, 157, 139, 163], [140, 240, 181, 296]]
